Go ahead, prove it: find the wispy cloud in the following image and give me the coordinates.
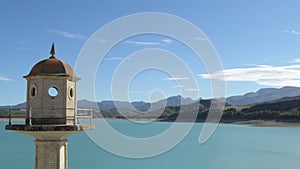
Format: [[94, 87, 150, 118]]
[[186, 37, 208, 41], [172, 85, 183, 88], [185, 88, 200, 92], [0, 77, 11, 81], [162, 39, 172, 44], [125, 40, 161, 46], [163, 77, 189, 81], [17, 41, 34, 51], [18, 47, 34, 51], [291, 30, 300, 35], [104, 57, 124, 61], [172, 85, 201, 92], [104, 56, 136, 61], [47, 30, 85, 40], [291, 58, 300, 63], [198, 64, 300, 87], [125, 38, 173, 46], [286, 30, 300, 36]]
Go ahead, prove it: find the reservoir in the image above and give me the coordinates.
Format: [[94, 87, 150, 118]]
[[1, 120, 300, 169]]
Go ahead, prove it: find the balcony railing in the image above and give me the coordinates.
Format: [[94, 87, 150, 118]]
[[7, 107, 93, 125]]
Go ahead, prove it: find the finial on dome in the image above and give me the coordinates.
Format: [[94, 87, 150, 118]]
[[50, 43, 56, 58]]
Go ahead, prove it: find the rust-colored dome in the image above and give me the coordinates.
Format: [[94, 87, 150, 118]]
[[24, 43, 78, 79]]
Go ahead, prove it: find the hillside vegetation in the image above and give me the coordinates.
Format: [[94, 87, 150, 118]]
[[2, 94, 300, 123], [91, 97, 300, 123]]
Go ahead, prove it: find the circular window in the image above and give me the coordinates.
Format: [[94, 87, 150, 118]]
[[48, 87, 58, 97], [69, 88, 74, 98], [30, 86, 37, 98]]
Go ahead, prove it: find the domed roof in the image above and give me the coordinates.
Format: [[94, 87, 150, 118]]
[[24, 43, 79, 79]]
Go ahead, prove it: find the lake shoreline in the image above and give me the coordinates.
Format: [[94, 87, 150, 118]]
[[2, 117, 300, 128], [230, 120, 300, 127]]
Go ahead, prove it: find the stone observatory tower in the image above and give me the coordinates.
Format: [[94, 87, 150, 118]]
[[6, 43, 94, 169]]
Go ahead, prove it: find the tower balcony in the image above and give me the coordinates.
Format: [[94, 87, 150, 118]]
[[5, 107, 95, 132]]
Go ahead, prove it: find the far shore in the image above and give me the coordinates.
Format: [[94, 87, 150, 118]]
[[231, 120, 300, 127], [2, 118, 300, 128]]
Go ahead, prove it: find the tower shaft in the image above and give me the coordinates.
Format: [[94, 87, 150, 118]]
[[35, 139, 68, 169]]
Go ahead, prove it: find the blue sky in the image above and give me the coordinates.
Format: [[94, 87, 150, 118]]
[[1, 0, 300, 105]]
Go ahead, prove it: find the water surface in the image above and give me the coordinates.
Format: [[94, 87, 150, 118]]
[[1, 120, 300, 169]]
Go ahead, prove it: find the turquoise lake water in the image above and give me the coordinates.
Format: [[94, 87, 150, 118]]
[[1, 120, 300, 169]]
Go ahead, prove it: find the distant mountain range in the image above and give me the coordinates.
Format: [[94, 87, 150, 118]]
[[77, 95, 196, 111], [2, 86, 300, 111], [0, 95, 196, 111], [2, 86, 300, 122], [226, 86, 300, 106]]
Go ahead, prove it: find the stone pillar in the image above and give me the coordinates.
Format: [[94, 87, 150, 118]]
[[34, 139, 68, 169]]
